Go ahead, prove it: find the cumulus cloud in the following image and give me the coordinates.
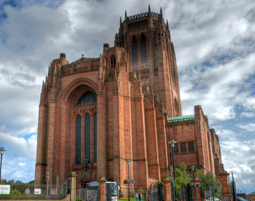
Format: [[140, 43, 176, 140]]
[[236, 123, 255, 132], [240, 112, 255, 118]]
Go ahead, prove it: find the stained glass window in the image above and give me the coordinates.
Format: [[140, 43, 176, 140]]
[[132, 36, 138, 66], [76, 92, 97, 106], [85, 114, 91, 163], [94, 113, 97, 163], [75, 115, 81, 165], [141, 34, 147, 65]]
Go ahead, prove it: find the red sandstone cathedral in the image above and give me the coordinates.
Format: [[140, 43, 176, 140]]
[[35, 7, 230, 197]]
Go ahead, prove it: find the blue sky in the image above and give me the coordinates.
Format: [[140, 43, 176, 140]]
[[0, 0, 255, 195]]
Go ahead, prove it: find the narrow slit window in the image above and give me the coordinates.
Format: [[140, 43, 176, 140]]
[[141, 34, 147, 64], [132, 36, 138, 66], [111, 55, 116, 68]]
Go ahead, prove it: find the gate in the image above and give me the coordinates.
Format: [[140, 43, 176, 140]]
[[77, 186, 99, 201], [106, 183, 112, 201]]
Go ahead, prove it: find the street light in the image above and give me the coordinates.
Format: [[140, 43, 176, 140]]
[[210, 171, 214, 201], [168, 139, 177, 201], [191, 166, 197, 201], [126, 159, 131, 201], [0, 147, 7, 182]]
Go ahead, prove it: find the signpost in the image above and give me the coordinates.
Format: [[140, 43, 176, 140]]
[[34, 188, 41, 194], [0, 184, 10, 195], [173, 180, 176, 187], [25, 187, 30, 195], [50, 188, 57, 195]]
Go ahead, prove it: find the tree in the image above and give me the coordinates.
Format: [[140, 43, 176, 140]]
[[195, 170, 222, 199], [171, 162, 192, 198]]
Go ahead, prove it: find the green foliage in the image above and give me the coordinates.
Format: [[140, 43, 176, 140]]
[[27, 180, 35, 184], [76, 196, 83, 201], [0, 179, 7, 184], [195, 170, 222, 199], [10, 189, 21, 196], [137, 187, 146, 194], [171, 162, 192, 198], [153, 181, 164, 190]]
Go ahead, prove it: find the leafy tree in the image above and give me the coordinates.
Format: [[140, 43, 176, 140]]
[[27, 180, 35, 184], [15, 180, 23, 185], [195, 170, 222, 199], [0, 179, 7, 184], [171, 162, 192, 198], [10, 189, 21, 196]]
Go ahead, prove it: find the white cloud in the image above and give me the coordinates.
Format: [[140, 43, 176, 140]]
[[236, 123, 255, 132], [241, 112, 255, 118]]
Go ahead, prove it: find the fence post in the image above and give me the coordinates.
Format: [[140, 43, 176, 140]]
[[164, 177, 172, 201], [67, 172, 77, 201], [99, 177, 106, 201]]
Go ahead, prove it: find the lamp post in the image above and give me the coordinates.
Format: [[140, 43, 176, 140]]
[[168, 139, 177, 201], [191, 166, 197, 201], [126, 159, 131, 201], [0, 147, 7, 182], [210, 171, 214, 201]]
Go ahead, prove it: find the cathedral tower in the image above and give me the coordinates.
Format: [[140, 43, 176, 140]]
[[114, 6, 182, 117]]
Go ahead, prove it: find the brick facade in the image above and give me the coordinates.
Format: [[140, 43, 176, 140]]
[[35, 7, 229, 196]]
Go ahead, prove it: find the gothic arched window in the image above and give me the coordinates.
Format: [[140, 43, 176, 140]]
[[76, 92, 97, 106], [132, 36, 138, 66], [85, 114, 91, 163], [111, 55, 116, 68], [94, 113, 97, 163], [141, 34, 147, 65], [75, 115, 81, 165]]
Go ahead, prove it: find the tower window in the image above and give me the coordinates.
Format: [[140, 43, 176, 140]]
[[132, 36, 138, 66], [111, 55, 116, 68], [141, 34, 147, 65]]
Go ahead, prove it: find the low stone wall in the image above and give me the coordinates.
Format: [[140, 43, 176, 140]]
[[0, 194, 70, 201]]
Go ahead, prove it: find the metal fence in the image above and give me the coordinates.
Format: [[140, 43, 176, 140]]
[[0, 179, 69, 200]]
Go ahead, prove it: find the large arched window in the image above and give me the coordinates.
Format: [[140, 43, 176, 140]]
[[94, 113, 97, 163], [75, 115, 81, 165], [141, 34, 147, 64], [85, 114, 91, 163], [76, 92, 97, 106], [132, 36, 138, 66]]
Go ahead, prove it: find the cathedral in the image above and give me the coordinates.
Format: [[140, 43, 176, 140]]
[[35, 6, 230, 197]]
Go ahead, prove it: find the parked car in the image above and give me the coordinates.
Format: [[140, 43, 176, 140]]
[[207, 197, 221, 201], [237, 197, 249, 201]]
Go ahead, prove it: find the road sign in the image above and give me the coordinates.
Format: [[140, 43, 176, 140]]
[[25, 187, 30, 195], [173, 180, 176, 187]]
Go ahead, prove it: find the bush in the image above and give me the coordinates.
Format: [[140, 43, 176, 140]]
[[10, 189, 21, 196], [76, 196, 83, 201]]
